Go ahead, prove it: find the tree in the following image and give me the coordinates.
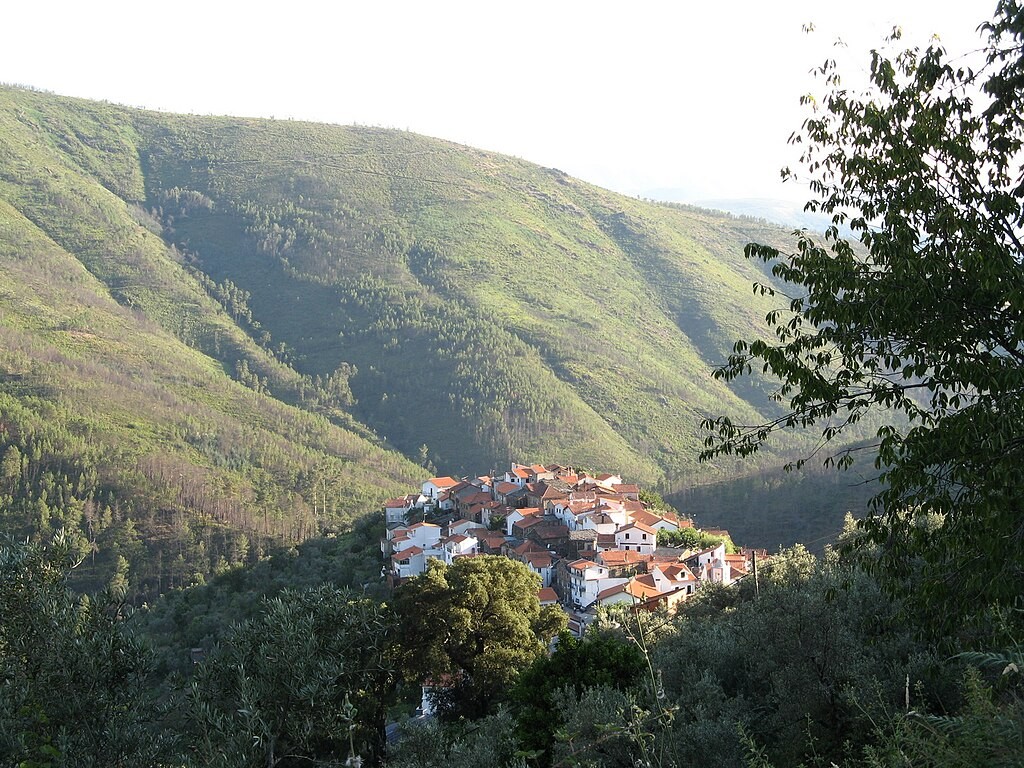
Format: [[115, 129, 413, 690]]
[[510, 629, 647, 765], [0, 531, 173, 766], [646, 546, 949, 768], [184, 585, 397, 767], [393, 556, 566, 720], [701, 2, 1024, 640]]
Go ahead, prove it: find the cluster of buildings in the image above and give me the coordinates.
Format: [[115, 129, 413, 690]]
[[381, 463, 764, 629]]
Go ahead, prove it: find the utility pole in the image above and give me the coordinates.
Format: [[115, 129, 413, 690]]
[[751, 549, 760, 599]]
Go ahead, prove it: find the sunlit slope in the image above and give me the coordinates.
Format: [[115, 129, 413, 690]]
[[0, 87, 425, 594]]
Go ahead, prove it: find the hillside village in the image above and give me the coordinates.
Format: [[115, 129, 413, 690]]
[[381, 462, 767, 633]]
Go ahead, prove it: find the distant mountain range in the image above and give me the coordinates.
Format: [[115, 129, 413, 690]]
[[0, 86, 870, 593], [643, 189, 836, 232]]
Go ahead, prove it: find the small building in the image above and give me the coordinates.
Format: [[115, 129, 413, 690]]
[[565, 558, 628, 610], [422, 476, 461, 501], [615, 521, 657, 554]]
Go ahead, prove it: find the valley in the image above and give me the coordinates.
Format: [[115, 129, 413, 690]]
[[0, 84, 858, 595]]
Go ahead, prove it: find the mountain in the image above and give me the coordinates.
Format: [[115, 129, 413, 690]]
[[0, 87, 426, 596], [130, 101, 801, 482], [0, 85, 862, 591]]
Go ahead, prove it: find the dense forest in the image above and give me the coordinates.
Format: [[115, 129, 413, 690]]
[[3, 525, 1021, 767]]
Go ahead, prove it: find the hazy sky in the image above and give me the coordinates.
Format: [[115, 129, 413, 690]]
[[2, 1, 993, 204]]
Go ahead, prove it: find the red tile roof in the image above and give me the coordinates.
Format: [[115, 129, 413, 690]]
[[627, 576, 665, 599], [525, 552, 553, 569], [392, 546, 424, 560], [630, 509, 664, 527], [596, 582, 629, 601], [537, 587, 559, 604], [513, 541, 547, 555], [661, 563, 697, 582], [598, 550, 646, 566]]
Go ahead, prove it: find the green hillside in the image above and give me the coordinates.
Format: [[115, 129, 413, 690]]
[[0, 85, 852, 592], [0, 87, 424, 597], [127, 98, 800, 482]]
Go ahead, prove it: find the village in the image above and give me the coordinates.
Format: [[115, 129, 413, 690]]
[[381, 462, 768, 634]]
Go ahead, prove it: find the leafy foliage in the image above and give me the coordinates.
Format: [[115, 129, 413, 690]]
[[183, 585, 397, 767], [393, 556, 566, 720], [510, 629, 647, 764], [655, 526, 733, 551], [387, 710, 528, 768], [0, 532, 174, 766], [136, 514, 390, 680], [701, 3, 1024, 637]]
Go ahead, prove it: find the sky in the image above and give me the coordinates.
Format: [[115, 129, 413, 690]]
[[2, 1, 994, 206]]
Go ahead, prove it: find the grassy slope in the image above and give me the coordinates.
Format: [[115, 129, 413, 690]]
[[0, 88, 424, 595]]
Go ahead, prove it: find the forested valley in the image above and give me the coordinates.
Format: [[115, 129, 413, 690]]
[[3, 1, 1024, 765]]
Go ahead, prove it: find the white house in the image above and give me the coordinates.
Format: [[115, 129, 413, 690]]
[[505, 466, 532, 487], [630, 508, 681, 533], [615, 522, 657, 554], [688, 543, 738, 586], [440, 533, 479, 564], [383, 493, 426, 524], [445, 518, 478, 537], [594, 564, 698, 611], [552, 499, 594, 530], [505, 507, 542, 536], [391, 546, 429, 580], [566, 559, 628, 610], [404, 521, 443, 549], [580, 511, 619, 536], [523, 550, 555, 588], [435, 489, 456, 512], [659, 563, 699, 595], [388, 521, 450, 580], [422, 476, 460, 500]]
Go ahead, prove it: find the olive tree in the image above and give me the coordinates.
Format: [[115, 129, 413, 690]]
[[0, 531, 173, 766], [185, 585, 397, 767]]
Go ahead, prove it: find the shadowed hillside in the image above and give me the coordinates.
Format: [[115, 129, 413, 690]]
[[128, 102, 807, 483]]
